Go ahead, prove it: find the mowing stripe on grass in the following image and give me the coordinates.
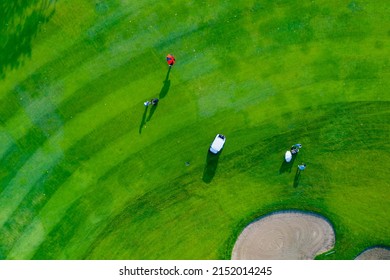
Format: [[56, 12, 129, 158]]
[[5, 73, 207, 258], [5, 82, 239, 257], [0, 73, 159, 228], [7, 114, 203, 258]]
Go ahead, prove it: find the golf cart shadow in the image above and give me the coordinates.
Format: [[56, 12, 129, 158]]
[[279, 154, 297, 174], [202, 151, 221, 183]]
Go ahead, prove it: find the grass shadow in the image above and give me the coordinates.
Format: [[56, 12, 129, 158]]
[[293, 168, 301, 188], [159, 67, 171, 99], [146, 103, 158, 122], [139, 106, 148, 134], [0, 1, 56, 79], [202, 151, 221, 183], [279, 153, 297, 174]]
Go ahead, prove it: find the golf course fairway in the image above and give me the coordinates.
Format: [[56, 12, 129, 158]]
[[0, 0, 389, 259]]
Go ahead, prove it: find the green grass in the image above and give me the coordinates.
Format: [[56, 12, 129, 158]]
[[0, 0, 389, 259]]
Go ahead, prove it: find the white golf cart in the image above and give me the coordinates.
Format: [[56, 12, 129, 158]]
[[209, 134, 226, 154]]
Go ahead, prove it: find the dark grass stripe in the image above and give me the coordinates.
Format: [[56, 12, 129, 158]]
[[0, 62, 149, 192], [81, 168, 203, 259], [0, 102, 152, 253], [1, 40, 169, 170], [1, 50, 167, 196], [0, 37, 111, 123], [0, 148, 105, 258], [0, 109, 134, 224], [58, 48, 160, 120], [0, 176, 54, 256], [31, 198, 83, 260], [0, 106, 64, 195], [0, 93, 24, 124], [0, 127, 48, 193], [0, 46, 162, 193]]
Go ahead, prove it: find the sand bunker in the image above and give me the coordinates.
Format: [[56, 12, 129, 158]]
[[355, 247, 390, 260], [232, 211, 335, 260]]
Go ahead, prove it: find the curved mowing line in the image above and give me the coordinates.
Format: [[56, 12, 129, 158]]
[[0, 0, 153, 100], [0, 103, 150, 254], [0, 38, 163, 157], [2, 57, 165, 197], [0, 132, 16, 159], [0, 42, 167, 163], [0, 72, 197, 252], [6, 106, 203, 259], [0, 46, 161, 165], [33, 128, 206, 259], [9, 95, 210, 258], [81, 166, 211, 259], [0, 73, 159, 229], [0, 126, 50, 195], [0, 132, 64, 228], [0, 7, 164, 138], [34, 130, 193, 258]]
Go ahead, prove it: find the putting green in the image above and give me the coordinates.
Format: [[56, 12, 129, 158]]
[[0, 0, 389, 259]]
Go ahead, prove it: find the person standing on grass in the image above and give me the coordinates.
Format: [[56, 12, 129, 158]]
[[166, 54, 175, 67], [298, 163, 306, 171], [291, 143, 302, 154]]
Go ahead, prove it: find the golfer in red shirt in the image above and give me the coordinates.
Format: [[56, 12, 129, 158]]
[[166, 54, 175, 67]]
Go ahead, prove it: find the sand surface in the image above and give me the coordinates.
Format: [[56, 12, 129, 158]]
[[232, 211, 335, 260], [355, 247, 390, 260]]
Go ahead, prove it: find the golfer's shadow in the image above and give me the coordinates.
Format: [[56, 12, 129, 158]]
[[293, 168, 301, 188], [279, 154, 297, 174], [146, 103, 158, 122], [202, 151, 221, 183], [139, 106, 148, 134], [145, 67, 171, 123], [159, 67, 171, 99]]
